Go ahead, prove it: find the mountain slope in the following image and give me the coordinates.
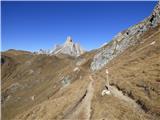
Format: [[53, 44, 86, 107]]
[[94, 24, 160, 119], [1, 52, 81, 120], [1, 2, 160, 120], [91, 2, 160, 71], [11, 24, 160, 120]]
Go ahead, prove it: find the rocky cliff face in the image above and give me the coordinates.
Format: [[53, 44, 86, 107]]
[[53, 36, 84, 57], [91, 2, 160, 71], [37, 36, 85, 57]]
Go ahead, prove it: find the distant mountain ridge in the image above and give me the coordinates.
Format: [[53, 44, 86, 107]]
[[37, 36, 85, 57]]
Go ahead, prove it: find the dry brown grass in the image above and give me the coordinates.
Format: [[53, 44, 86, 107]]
[[97, 25, 160, 119], [2, 25, 160, 120]]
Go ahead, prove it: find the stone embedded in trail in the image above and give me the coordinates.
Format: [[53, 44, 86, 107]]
[[61, 76, 71, 86]]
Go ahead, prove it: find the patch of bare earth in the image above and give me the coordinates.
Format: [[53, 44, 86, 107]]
[[64, 78, 94, 120]]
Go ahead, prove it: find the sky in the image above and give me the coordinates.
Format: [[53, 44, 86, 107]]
[[1, 1, 157, 51]]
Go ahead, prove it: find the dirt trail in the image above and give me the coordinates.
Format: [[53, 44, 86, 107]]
[[65, 79, 94, 120], [64, 74, 145, 120], [97, 74, 146, 113], [109, 86, 144, 113]]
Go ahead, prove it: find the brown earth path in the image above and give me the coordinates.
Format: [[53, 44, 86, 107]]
[[64, 76, 94, 120]]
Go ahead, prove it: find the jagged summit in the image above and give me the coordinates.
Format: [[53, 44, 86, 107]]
[[37, 36, 85, 57], [53, 36, 85, 57], [65, 36, 73, 44]]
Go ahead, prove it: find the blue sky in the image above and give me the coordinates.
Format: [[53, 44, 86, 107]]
[[2, 1, 157, 51]]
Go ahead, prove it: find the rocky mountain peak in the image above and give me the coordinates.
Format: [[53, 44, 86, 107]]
[[53, 36, 85, 57], [37, 36, 85, 57], [65, 36, 73, 44]]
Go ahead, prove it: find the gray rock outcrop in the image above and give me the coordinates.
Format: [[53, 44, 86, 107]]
[[91, 2, 160, 71], [53, 36, 85, 57], [37, 36, 85, 57]]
